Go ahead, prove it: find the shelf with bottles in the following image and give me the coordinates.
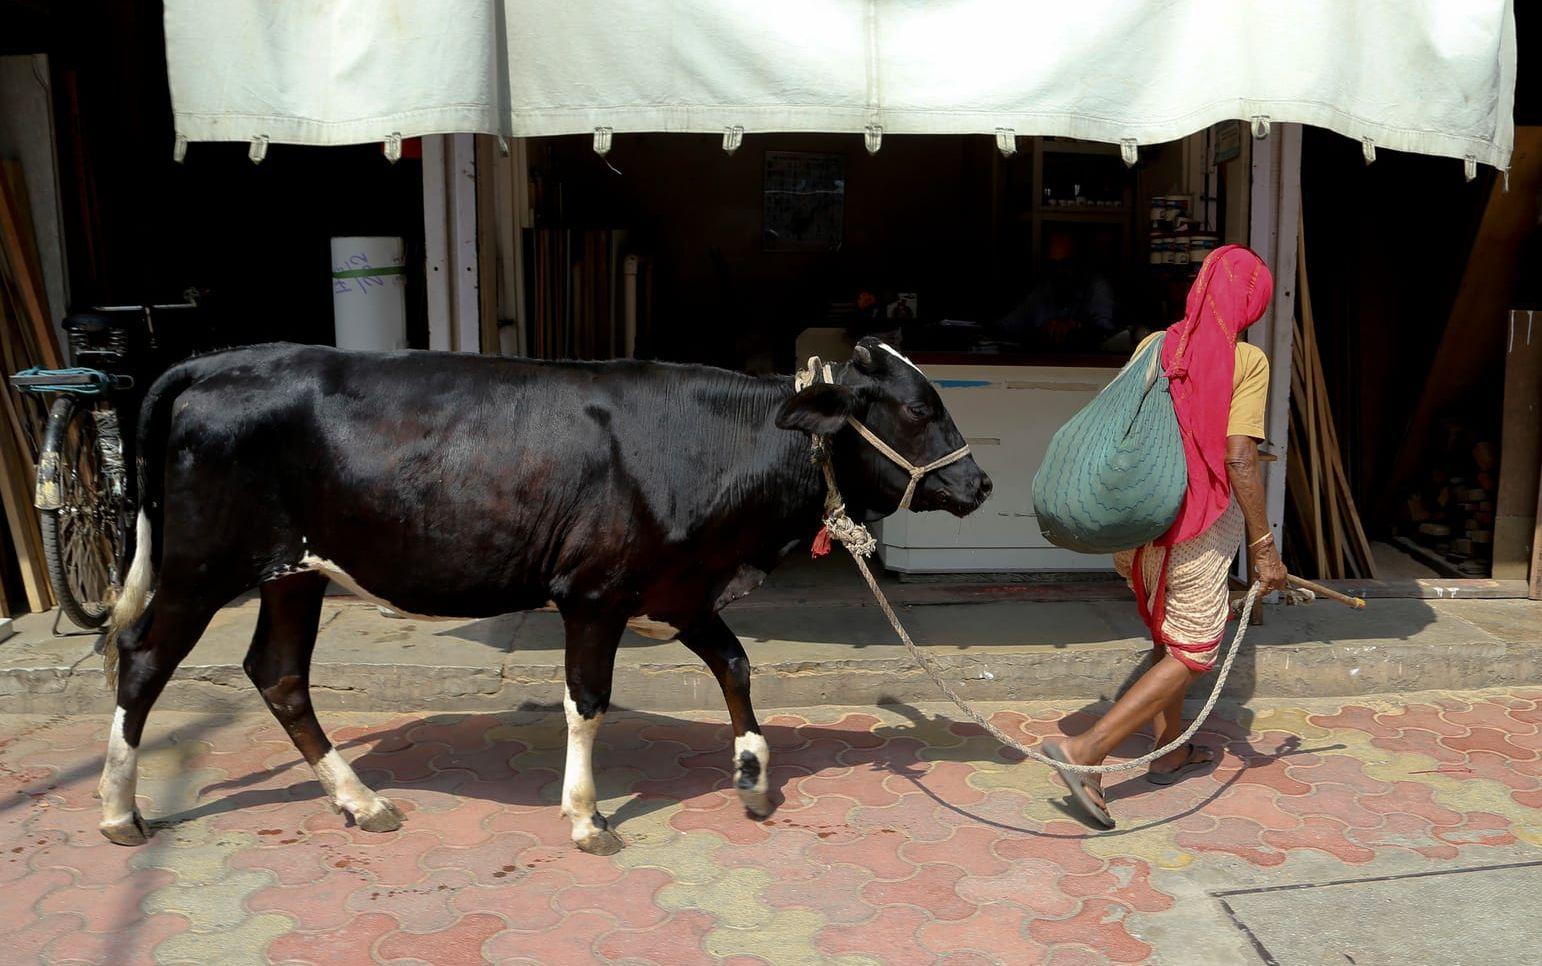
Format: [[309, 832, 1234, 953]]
[[1021, 206, 1129, 222], [1148, 232, 1219, 273]]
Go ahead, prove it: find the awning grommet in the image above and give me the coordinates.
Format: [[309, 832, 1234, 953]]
[[593, 127, 614, 157], [248, 135, 270, 165], [1120, 138, 1138, 167], [1361, 138, 1376, 165], [864, 124, 883, 155], [1464, 155, 1478, 182], [383, 133, 403, 164], [722, 125, 744, 156], [994, 128, 1017, 158], [172, 134, 188, 164], [1250, 116, 1270, 140]]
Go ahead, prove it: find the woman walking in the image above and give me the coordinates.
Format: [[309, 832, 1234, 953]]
[[1045, 244, 1288, 829]]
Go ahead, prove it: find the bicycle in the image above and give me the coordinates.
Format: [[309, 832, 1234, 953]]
[[9, 298, 206, 629]]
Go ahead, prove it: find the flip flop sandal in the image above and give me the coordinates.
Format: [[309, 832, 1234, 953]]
[[1146, 743, 1217, 786], [1044, 744, 1115, 829]]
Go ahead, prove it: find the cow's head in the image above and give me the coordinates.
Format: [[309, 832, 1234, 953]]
[[776, 337, 992, 520]]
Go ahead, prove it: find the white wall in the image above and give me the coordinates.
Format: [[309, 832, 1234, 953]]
[[0, 54, 68, 346]]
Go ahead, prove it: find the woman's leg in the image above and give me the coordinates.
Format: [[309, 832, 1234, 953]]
[[1051, 653, 1201, 809]]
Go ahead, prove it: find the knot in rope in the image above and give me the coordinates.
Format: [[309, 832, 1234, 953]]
[[796, 356, 877, 558]]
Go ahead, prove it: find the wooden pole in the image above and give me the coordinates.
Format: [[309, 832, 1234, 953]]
[[0, 165, 62, 369], [0, 407, 50, 612], [475, 135, 500, 355], [1531, 460, 1542, 600]]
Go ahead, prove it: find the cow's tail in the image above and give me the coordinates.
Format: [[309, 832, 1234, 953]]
[[105, 363, 200, 689]]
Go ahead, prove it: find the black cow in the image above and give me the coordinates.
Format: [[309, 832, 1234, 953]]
[[98, 337, 990, 854]]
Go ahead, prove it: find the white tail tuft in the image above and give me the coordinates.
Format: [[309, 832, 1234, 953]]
[[112, 510, 154, 629], [105, 510, 155, 689]]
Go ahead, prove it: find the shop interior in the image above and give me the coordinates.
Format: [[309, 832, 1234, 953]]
[[516, 130, 1247, 374]]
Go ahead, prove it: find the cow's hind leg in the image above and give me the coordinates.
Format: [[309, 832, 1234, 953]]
[[99, 592, 220, 845], [679, 614, 771, 817], [560, 612, 625, 855], [245, 573, 403, 832]]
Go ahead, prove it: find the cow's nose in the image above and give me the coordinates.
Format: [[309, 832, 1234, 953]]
[[977, 473, 994, 502]]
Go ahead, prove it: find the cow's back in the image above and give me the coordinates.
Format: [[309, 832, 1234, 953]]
[[151, 344, 808, 619]]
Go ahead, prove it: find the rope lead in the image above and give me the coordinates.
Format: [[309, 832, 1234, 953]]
[[797, 354, 1262, 775]]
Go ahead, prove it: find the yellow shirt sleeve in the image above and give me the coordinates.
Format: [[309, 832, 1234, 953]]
[[1228, 342, 1270, 440], [1134, 331, 1270, 440]]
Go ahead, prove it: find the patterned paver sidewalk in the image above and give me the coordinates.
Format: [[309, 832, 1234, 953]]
[[2, 689, 1540, 964]]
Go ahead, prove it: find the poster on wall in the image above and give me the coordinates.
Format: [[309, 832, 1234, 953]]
[[763, 151, 845, 252], [1216, 120, 1243, 164]]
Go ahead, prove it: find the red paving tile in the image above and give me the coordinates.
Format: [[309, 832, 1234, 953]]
[[862, 862, 977, 921], [267, 911, 397, 965], [919, 906, 1047, 963], [43, 911, 189, 964], [817, 904, 934, 961], [0, 691, 1538, 963], [482, 908, 618, 964], [374, 911, 506, 966]]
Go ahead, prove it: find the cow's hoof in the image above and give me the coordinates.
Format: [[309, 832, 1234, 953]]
[[354, 798, 406, 833], [738, 787, 774, 818], [100, 810, 151, 846], [575, 827, 624, 856]]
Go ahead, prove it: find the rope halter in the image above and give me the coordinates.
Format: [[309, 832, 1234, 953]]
[[792, 355, 972, 556], [845, 417, 971, 512]]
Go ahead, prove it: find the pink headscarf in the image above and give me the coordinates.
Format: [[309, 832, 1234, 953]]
[[1132, 245, 1272, 653], [1158, 245, 1274, 546]]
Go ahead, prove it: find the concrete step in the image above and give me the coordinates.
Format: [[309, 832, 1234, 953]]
[[2, 592, 1539, 715]]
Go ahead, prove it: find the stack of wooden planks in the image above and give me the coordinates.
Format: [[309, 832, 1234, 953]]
[[0, 160, 61, 615], [528, 228, 625, 361], [1286, 216, 1377, 580]]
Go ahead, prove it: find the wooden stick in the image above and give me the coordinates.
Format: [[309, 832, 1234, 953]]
[[0, 404, 50, 611], [1299, 259, 1345, 575], [1530, 457, 1542, 600], [1313, 339, 1376, 577], [1287, 574, 1366, 609], [1295, 207, 1377, 580], [0, 165, 61, 369], [1299, 316, 1329, 575]]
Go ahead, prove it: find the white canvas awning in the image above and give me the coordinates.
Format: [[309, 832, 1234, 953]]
[[164, 0, 1518, 170]]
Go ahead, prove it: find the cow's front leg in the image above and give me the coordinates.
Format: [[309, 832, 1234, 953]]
[[680, 614, 772, 817], [560, 612, 625, 855]]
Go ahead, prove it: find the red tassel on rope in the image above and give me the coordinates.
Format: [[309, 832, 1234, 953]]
[[811, 525, 833, 558]]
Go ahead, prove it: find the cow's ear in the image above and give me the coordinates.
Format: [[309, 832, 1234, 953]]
[[776, 383, 857, 435]]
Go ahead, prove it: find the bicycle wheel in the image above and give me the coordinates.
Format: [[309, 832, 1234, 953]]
[[38, 396, 126, 629]]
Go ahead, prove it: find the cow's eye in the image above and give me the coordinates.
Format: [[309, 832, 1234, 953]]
[[903, 403, 931, 422]]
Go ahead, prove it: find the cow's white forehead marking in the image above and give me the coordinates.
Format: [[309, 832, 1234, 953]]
[[877, 341, 924, 375]]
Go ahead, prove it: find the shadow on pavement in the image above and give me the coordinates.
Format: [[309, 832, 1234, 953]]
[[156, 700, 1341, 842]]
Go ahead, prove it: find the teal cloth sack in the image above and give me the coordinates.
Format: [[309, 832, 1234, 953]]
[[1031, 334, 1185, 554]]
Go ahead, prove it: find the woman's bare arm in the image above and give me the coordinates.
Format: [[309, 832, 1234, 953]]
[[1225, 435, 1288, 592]]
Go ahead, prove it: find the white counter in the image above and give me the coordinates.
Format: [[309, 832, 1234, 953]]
[[878, 361, 1122, 573]]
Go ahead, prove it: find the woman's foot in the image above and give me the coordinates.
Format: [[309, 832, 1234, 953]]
[[1043, 740, 1114, 829], [1146, 742, 1217, 785]]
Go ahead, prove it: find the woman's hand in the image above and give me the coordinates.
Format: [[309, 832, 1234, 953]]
[[1248, 535, 1289, 593], [1226, 435, 1290, 594]]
